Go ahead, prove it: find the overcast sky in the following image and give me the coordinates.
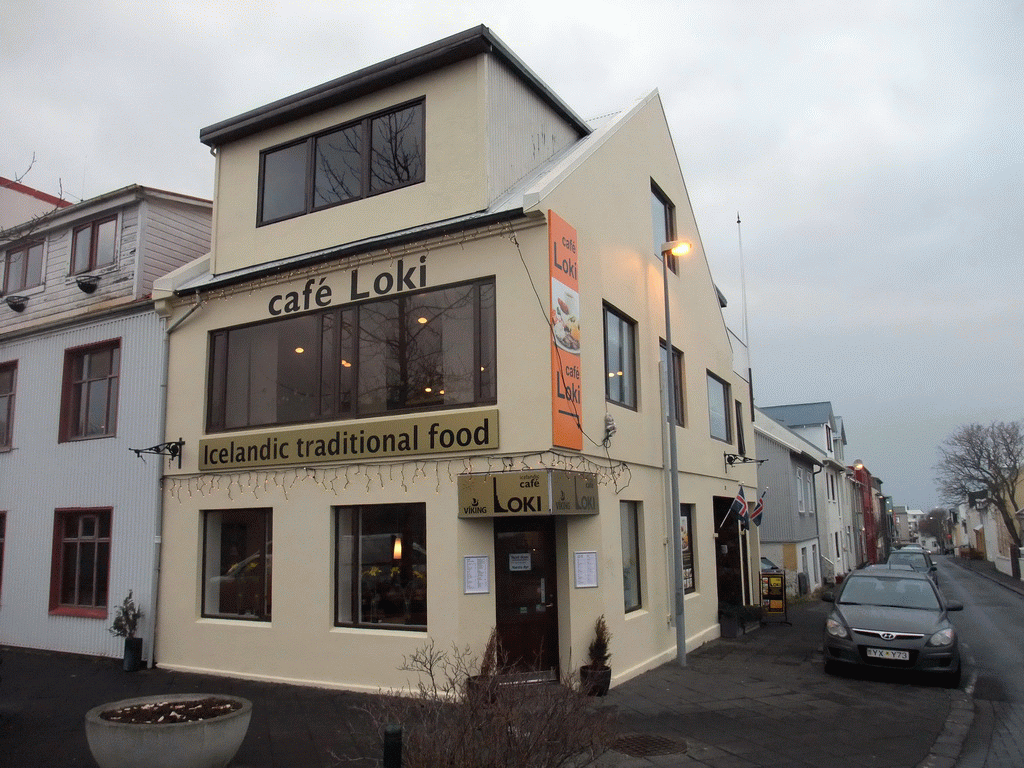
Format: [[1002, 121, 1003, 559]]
[[3, 0, 1021, 511]]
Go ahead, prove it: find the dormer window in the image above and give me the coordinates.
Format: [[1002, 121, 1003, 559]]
[[4, 241, 44, 293], [258, 99, 425, 225], [72, 216, 117, 274]]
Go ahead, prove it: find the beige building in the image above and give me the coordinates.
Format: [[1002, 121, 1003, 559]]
[[153, 26, 759, 692]]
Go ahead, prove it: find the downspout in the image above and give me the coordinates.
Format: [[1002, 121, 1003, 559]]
[[811, 463, 824, 586], [146, 293, 203, 667]]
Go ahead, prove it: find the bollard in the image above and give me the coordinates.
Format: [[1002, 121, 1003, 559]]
[[383, 724, 402, 768]]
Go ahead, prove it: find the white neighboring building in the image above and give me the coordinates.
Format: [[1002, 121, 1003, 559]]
[[0, 185, 211, 662]]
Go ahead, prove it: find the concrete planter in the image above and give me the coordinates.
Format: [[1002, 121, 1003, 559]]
[[85, 693, 252, 768]]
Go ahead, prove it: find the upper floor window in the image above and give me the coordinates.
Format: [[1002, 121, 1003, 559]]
[[259, 100, 425, 225], [60, 340, 120, 441], [50, 508, 111, 617], [4, 241, 44, 293], [0, 361, 16, 450], [706, 372, 732, 442], [734, 399, 746, 454], [659, 342, 684, 426], [604, 304, 637, 409], [207, 278, 495, 431], [651, 182, 677, 274], [72, 216, 117, 274]]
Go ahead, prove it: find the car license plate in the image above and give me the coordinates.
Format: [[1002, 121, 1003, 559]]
[[866, 647, 910, 661]]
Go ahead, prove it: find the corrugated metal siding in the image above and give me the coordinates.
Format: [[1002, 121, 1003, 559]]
[[755, 431, 820, 543], [486, 56, 582, 203], [0, 311, 165, 659], [139, 200, 212, 294]]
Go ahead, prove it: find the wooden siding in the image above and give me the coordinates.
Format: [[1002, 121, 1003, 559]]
[[486, 56, 582, 204], [0, 311, 166, 659], [138, 199, 212, 295]]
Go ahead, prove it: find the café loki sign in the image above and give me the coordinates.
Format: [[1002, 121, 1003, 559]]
[[457, 469, 599, 518], [199, 409, 498, 471]]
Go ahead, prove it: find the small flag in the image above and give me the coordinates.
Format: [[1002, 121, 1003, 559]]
[[729, 486, 748, 529], [750, 490, 767, 527]]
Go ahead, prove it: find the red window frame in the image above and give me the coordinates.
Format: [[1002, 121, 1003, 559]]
[[71, 216, 117, 274], [49, 508, 112, 619], [0, 361, 15, 450], [59, 339, 121, 442], [4, 240, 45, 293]]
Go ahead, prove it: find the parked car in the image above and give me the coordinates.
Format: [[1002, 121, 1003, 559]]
[[887, 548, 938, 583], [821, 566, 962, 687]]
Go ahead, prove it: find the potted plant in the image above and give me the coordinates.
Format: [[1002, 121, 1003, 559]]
[[109, 590, 143, 672], [579, 614, 612, 696], [85, 693, 252, 768]]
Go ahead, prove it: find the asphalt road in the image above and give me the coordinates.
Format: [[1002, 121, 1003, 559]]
[[942, 557, 1024, 768]]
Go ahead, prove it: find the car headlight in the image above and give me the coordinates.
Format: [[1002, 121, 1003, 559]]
[[825, 614, 849, 639], [927, 627, 955, 647]]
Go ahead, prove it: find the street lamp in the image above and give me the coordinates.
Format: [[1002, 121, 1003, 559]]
[[661, 239, 691, 667]]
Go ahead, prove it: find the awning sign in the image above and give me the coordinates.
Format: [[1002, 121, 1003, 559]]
[[458, 470, 598, 518]]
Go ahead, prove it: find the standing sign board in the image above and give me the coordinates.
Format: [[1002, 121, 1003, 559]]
[[760, 570, 789, 623]]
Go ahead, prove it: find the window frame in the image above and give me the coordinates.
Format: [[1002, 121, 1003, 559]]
[[651, 182, 678, 274], [201, 508, 273, 621], [258, 98, 426, 226], [71, 215, 118, 274], [734, 399, 746, 455], [706, 372, 732, 443], [4, 240, 45, 293], [0, 361, 16, 450], [680, 503, 696, 594], [604, 303, 638, 409], [49, 508, 111, 619], [334, 503, 427, 630], [206, 277, 495, 432], [659, 341, 685, 426], [59, 339, 121, 442], [620, 501, 642, 613]]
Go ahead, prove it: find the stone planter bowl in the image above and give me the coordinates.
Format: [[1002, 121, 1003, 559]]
[[85, 693, 252, 768]]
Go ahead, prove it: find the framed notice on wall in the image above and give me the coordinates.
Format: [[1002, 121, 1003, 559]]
[[464, 556, 490, 594], [573, 551, 598, 588]]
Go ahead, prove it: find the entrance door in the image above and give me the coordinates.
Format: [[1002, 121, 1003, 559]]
[[714, 496, 745, 606], [493, 516, 559, 677]]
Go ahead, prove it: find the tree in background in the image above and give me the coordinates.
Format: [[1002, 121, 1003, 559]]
[[935, 421, 1023, 549]]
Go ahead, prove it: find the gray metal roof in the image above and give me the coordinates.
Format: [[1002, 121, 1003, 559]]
[[199, 25, 591, 147], [760, 402, 836, 430]]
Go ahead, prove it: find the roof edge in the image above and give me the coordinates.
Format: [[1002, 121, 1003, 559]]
[[200, 25, 591, 147]]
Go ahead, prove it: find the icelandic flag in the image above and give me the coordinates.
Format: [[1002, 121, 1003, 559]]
[[750, 490, 767, 527], [729, 486, 748, 529]]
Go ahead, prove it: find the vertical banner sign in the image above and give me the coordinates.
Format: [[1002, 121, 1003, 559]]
[[549, 210, 582, 450]]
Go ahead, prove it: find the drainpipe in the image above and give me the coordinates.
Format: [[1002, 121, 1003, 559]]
[[146, 294, 203, 667]]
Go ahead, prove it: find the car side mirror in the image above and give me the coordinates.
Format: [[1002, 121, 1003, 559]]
[[946, 602, 963, 612], [821, 592, 835, 603]]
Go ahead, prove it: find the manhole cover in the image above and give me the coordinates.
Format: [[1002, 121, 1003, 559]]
[[609, 733, 688, 757]]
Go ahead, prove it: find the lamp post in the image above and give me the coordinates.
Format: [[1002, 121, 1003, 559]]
[[661, 240, 691, 667]]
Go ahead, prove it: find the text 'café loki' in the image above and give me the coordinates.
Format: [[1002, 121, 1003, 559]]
[[457, 470, 600, 517]]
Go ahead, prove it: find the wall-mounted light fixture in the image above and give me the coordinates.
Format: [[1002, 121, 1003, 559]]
[[75, 275, 101, 293], [4, 295, 28, 312]]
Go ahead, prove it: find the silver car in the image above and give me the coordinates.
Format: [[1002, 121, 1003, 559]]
[[822, 566, 962, 687]]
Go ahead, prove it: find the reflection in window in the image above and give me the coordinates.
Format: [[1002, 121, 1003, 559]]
[[4, 241, 44, 293], [335, 504, 427, 629], [202, 508, 272, 620], [207, 279, 495, 431], [62, 341, 120, 441], [621, 501, 641, 612], [604, 305, 636, 408], [260, 100, 424, 224], [707, 372, 731, 442]]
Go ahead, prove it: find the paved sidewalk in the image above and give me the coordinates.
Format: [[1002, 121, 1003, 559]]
[[1, 592, 971, 768]]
